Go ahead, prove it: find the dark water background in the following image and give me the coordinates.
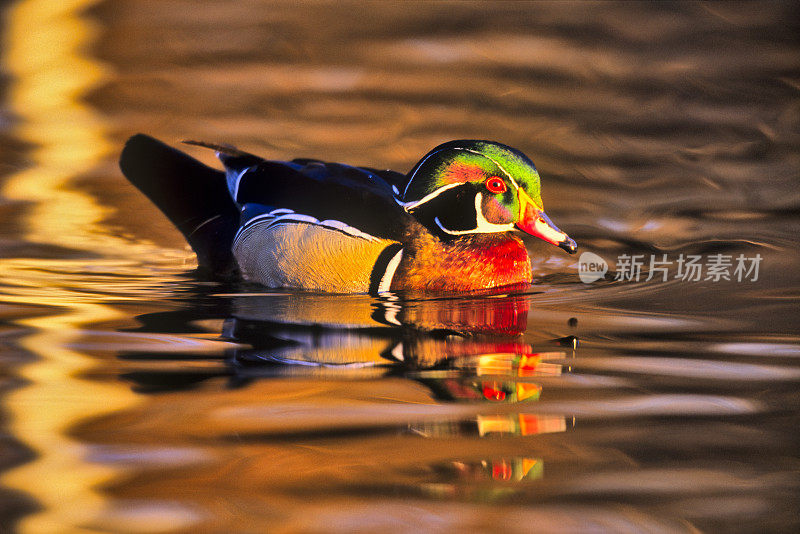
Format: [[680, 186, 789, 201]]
[[1, 1, 799, 532]]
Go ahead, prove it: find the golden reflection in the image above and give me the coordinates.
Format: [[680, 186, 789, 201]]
[[477, 413, 567, 436], [444, 457, 543, 482], [411, 351, 564, 403], [421, 457, 544, 501], [0, 1, 181, 531]]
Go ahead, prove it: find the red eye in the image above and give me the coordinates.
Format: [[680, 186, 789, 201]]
[[485, 177, 507, 194]]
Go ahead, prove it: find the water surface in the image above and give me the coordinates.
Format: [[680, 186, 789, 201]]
[[1, 1, 799, 532]]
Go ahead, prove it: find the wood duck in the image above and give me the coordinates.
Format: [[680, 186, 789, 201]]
[[120, 134, 576, 293]]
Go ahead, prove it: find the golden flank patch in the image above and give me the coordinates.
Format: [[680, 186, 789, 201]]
[[233, 221, 398, 293]]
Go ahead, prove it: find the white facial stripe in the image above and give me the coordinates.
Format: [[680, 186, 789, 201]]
[[453, 147, 520, 191], [433, 193, 515, 235], [403, 146, 452, 198], [403, 146, 504, 198], [434, 217, 467, 235], [402, 146, 523, 205], [377, 248, 404, 293], [396, 182, 462, 211], [474, 192, 516, 232]]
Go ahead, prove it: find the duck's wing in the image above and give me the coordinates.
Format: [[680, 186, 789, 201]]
[[229, 158, 412, 242], [290, 159, 408, 197], [356, 166, 408, 197], [119, 134, 239, 275], [223, 160, 412, 292]]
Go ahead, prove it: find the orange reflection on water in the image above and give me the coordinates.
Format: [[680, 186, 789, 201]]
[[2, 0, 110, 247], [0, 1, 185, 532]]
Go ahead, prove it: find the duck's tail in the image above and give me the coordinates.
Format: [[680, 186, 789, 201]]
[[119, 134, 239, 276]]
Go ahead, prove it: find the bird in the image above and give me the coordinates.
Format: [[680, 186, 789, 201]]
[[119, 134, 576, 293]]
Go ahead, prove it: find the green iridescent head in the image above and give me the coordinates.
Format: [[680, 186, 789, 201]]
[[399, 140, 576, 253]]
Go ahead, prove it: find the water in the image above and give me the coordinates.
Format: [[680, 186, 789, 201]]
[[1, 1, 799, 532]]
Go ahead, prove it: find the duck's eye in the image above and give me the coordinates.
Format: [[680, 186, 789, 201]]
[[485, 177, 507, 194]]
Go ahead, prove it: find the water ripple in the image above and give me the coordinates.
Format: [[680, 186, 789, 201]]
[[570, 356, 800, 381]]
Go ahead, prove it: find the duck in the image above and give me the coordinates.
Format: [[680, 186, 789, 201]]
[[119, 134, 576, 293]]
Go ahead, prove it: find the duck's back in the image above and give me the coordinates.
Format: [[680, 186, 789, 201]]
[[226, 157, 412, 292]]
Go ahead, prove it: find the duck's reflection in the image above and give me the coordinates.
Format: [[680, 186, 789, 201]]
[[125, 290, 577, 405], [444, 457, 544, 483], [409, 413, 569, 438], [118, 288, 577, 500], [410, 352, 563, 403], [216, 293, 572, 403], [421, 456, 544, 502]]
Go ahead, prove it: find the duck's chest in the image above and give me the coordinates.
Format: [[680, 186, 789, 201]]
[[394, 233, 532, 292], [232, 216, 531, 293]]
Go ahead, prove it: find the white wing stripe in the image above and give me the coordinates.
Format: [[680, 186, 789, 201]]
[[229, 166, 253, 202], [268, 213, 318, 225], [236, 210, 381, 243]]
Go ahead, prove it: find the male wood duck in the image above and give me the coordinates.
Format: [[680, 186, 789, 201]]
[[120, 134, 576, 293]]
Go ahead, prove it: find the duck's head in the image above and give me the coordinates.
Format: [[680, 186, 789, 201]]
[[398, 140, 577, 253]]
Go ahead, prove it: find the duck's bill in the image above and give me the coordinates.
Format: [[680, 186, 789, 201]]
[[516, 195, 577, 254]]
